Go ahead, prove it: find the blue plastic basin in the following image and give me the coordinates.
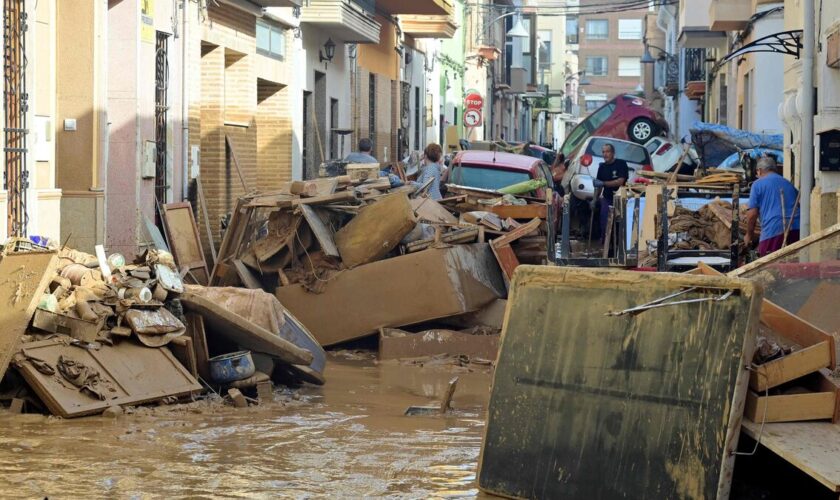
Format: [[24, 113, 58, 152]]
[[209, 351, 256, 384]]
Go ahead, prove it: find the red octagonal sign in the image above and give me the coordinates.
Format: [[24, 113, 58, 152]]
[[464, 90, 484, 111]]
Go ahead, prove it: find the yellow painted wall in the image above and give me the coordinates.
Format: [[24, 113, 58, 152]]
[[358, 15, 399, 81], [56, 0, 98, 192]]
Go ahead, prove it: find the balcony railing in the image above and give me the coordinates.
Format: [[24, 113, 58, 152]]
[[684, 48, 706, 82]]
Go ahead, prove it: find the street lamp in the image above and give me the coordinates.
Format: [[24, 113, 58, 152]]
[[320, 38, 336, 63], [480, 11, 530, 41], [641, 42, 674, 64]]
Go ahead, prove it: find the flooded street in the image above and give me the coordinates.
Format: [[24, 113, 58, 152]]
[[0, 353, 493, 498]]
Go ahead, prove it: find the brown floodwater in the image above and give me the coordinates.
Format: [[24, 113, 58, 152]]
[[0, 352, 493, 498]]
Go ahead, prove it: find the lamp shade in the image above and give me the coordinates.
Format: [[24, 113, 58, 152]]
[[507, 19, 529, 38]]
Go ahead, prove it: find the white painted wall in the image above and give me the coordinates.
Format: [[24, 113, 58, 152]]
[[749, 5, 784, 135]]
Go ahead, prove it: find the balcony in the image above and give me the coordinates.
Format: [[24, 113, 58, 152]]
[[300, 0, 381, 43], [709, 0, 750, 31], [678, 0, 726, 49], [400, 15, 458, 39], [377, 0, 453, 16], [683, 48, 707, 100], [252, 0, 303, 6]]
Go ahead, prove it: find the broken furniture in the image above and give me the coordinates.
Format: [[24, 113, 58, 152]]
[[0, 249, 58, 381], [727, 223, 840, 493], [276, 243, 506, 346], [478, 266, 763, 499], [13, 337, 201, 418]]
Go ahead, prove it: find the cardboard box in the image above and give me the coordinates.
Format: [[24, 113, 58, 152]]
[[276, 244, 506, 346]]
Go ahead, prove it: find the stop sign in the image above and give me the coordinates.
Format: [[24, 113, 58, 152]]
[[464, 90, 484, 110]]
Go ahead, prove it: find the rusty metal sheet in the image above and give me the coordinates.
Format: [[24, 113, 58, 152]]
[[478, 266, 763, 499], [0, 250, 57, 381]]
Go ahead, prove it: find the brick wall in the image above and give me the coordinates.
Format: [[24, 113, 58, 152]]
[[189, 3, 294, 250]]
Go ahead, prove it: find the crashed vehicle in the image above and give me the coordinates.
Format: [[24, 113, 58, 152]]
[[562, 136, 653, 201], [644, 136, 701, 175], [559, 95, 669, 162]]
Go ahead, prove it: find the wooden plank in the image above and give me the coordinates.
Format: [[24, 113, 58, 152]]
[[180, 292, 313, 366], [490, 243, 518, 286], [478, 267, 762, 499], [410, 197, 458, 224], [290, 191, 357, 207], [184, 312, 211, 382], [487, 204, 547, 220], [168, 336, 199, 379], [751, 342, 832, 392], [300, 205, 340, 257], [742, 420, 840, 492], [640, 184, 663, 250], [490, 217, 542, 247], [225, 134, 250, 192], [0, 251, 58, 382], [405, 227, 480, 253], [730, 223, 840, 278], [232, 259, 262, 289], [705, 201, 733, 229], [798, 281, 840, 336], [14, 338, 201, 418], [195, 175, 217, 265], [162, 202, 209, 286], [334, 192, 416, 268], [745, 390, 836, 423]]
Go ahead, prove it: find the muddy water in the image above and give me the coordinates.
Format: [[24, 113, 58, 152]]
[[0, 353, 493, 498]]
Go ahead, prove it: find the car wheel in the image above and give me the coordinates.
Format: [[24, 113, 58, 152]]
[[629, 118, 657, 144]]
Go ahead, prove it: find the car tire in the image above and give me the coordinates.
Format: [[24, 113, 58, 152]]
[[628, 118, 657, 144]]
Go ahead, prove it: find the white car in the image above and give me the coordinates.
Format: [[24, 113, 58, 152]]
[[644, 137, 701, 174], [562, 137, 653, 201]]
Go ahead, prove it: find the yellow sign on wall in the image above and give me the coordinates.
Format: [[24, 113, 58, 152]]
[[141, 0, 154, 44]]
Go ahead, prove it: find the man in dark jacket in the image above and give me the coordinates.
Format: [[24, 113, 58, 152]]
[[591, 142, 629, 240]]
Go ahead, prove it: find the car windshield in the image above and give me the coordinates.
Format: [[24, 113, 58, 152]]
[[586, 138, 649, 164], [449, 165, 532, 191], [561, 102, 616, 157]]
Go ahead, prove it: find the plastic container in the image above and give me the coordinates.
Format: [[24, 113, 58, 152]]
[[209, 351, 256, 384]]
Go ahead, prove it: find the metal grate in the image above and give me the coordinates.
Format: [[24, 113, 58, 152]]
[[3, 0, 28, 237], [368, 74, 375, 153], [155, 31, 170, 204]]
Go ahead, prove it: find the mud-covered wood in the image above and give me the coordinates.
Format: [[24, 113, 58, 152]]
[[478, 266, 762, 499]]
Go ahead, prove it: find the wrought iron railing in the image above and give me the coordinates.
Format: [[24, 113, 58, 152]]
[[684, 47, 706, 82]]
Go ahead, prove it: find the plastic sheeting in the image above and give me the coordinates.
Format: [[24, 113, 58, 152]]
[[690, 122, 783, 167]]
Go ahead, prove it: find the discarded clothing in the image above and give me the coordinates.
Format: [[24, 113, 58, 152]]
[[57, 355, 108, 401]]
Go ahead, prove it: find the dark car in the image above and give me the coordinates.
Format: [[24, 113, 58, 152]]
[[560, 95, 669, 161]]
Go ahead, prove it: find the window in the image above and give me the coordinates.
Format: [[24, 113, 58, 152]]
[[617, 19, 642, 40], [618, 57, 641, 77], [256, 20, 285, 60], [585, 19, 608, 40], [586, 98, 613, 124], [566, 17, 579, 44], [538, 30, 552, 71], [586, 56, 608, 76]]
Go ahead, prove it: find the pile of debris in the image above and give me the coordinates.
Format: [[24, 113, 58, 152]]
[[658, 200, 750, 251], [0, 239, 324, 418], [207, 174, 543, 353]]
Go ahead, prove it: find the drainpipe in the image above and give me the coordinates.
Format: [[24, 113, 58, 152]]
[[800, 0, 815, 236], [181, 0, 189, 201]]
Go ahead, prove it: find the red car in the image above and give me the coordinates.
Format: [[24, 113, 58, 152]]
[[560, 95, 669, 161], [446, 150, 561, 232]]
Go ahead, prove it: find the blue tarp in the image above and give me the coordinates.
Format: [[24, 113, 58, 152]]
[[690, 122, 783, 167]]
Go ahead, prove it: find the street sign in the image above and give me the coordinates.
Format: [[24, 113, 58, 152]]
[[464, 109, 482, 128], [464, 90, 484, 111]]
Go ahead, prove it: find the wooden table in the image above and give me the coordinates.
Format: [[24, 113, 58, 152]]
[[742, 420, 840, 492]]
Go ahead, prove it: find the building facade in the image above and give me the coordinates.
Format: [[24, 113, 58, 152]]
[[577, 0, 647, 115]]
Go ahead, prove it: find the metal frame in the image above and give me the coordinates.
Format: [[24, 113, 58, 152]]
[[722, 30, 803, 64], [555, 193, 639, 268], [155, 31, 170, 205], [657, 186, 742, 272], [3, 0, 27, 237]]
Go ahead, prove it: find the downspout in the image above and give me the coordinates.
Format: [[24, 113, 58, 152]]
[[181, 0, 189, 200], [800, 0, 814, 236]]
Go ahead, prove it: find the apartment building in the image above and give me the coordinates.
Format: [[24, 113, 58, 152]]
[[577, 0, 647, 115]]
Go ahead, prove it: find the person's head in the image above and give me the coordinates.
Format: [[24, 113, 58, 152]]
[[756, 156, 779, 177], [358, 138, 373, 153], [424, 143, 443, 164], [601, 143, 616, 163]]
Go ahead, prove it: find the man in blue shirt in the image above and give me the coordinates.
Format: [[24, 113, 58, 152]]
[[746, 156, 800, 256], [344, 138, 378, 163]]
